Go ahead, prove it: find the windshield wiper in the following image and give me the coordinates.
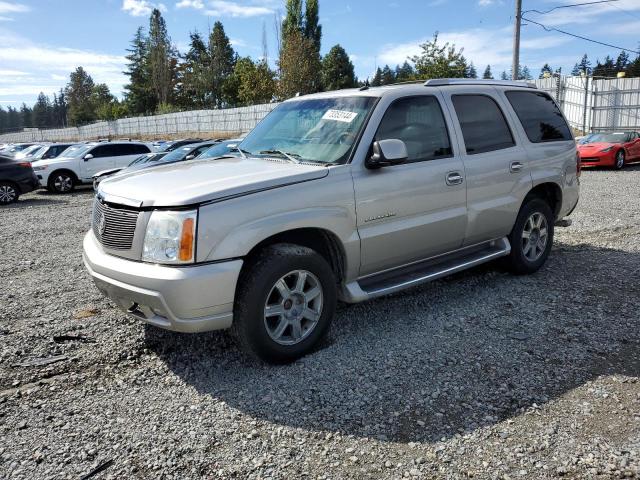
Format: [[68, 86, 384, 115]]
[[259, 149, 302, 164], [236, 147, 251, 159]]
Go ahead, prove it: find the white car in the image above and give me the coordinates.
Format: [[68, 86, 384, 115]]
[[32, 141, 152, 193]]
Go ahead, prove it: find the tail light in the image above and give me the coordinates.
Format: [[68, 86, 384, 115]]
[[18, 162, 32, 169], [576, 152, 581, 178]]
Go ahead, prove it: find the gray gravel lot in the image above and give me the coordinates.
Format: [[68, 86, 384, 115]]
[[1, 167, 639, 479]]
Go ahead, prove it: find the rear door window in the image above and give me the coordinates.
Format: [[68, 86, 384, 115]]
[[451, 95, 515, 154], [505, 91, 572, 143], [90, 145, 116, 158]]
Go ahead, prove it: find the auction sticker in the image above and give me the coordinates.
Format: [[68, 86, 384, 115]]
[[322, 109, 359, 123]]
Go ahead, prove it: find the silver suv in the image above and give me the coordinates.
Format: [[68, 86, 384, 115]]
[[83, 79, 580, 362]]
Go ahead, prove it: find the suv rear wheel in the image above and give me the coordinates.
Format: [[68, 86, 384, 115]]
[[48, 171, 75, 193], [233, 243, 337, 363], [505, 197, 554, 275]]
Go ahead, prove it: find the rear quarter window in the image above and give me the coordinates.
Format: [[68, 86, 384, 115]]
[[505, 91, 572, 143]]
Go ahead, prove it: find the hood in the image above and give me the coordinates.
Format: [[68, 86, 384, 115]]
[[578, 142, 617, 151], [98, 156, 329, 208]]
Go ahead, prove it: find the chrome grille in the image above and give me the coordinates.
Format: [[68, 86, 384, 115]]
[[93, 198, 139, 250]]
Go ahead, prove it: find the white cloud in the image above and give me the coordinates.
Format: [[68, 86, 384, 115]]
[[0, 69, 27, 76], [478, 0, 494, 6], [524, 0, 640, 27], [122, 0, 167, 17], [0, 1, 29, 14], [176, 0, 204, 8]]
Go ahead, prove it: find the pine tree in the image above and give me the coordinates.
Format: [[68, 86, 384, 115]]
[[124, 26, 155, 114], [65, 66, 96, 126], [178, 31, 210, 108], [465, 62, 478, 79], [20, 103, 32, 128], [539, 63, 553, 79], [615, 51, 630, 73], [593, 56, 616, 77], [395, 61, 415, 82], [148, 8, 175, 107], [572, 54, 591, 76], [500, 71, 509, 80], [303, 0, 321, 52], [482, 65, 493, 79], [321, 44, 356, 90], [209, 21, 237, 107], [380, 65, 396, 85], [370, 67, 383, 87], [32, 92, 51, 128], [626, 55, 640, 77]]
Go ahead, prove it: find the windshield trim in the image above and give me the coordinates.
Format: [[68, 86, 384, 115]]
[[344, 96, 381, 165]]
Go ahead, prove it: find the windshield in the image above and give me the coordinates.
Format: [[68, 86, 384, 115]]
[[583, 132, 632, 144], [198, 141, 239, 159], [241, 96, 377, 164], [161, 146, 194, 162]]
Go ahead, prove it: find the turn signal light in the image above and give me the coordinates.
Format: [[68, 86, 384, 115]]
[[179, 217, 195, 261]]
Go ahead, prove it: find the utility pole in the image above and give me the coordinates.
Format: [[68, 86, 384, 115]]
[[512, 0, 522, 80]]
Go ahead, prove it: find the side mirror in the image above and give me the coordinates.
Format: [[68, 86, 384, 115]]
[[185, 154, 196, 160], [84, 153, 94, 161], [366, 139, 408, 169]]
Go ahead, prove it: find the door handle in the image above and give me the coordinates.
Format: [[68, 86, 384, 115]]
[[446, 172, 464, 186], [510, 161, 524, 173]]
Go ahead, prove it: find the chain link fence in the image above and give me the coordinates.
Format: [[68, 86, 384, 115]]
[[2, 76, 639, 143]]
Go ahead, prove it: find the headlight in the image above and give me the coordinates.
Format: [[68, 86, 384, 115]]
[[142, 210, 197, 264], [32, 165, 48, 171], [600, 146, 614, 153]]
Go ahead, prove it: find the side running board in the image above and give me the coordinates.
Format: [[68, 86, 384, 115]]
[[358, 238, 511, 299]]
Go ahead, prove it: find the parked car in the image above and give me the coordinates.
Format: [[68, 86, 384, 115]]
[[32, 141, 152, 193], [14, 144, 48, 160], [93, 152, 168, 190], [83, 79, 580, 362], [158, 139, 203, 152], [197, 139, 244, 159], [30, 143, 76, 162], [0, 143, 35, 157], [578, 131, 640, 169], [0, 155, 39, 205]]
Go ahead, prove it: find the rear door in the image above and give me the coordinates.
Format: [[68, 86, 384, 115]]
[[443, 89, 532, 246], [353, 94, 467, 276], [111, 143, 152, 168]]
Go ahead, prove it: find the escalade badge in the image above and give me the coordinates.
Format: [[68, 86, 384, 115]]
[[364, 212, 397, 223]]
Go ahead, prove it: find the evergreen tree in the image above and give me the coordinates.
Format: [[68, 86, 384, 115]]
[[593, 56, 616, 77], [65, 66, 96, 126], [626, 55, 640, 77], [20, 103, 33, 128], [370, 67, 383, 87], [303, 0, 321, 52], [321, 44, 356, 90], [395, 61, 415, 82], [615, 51, 630, 73], [380, 65, 396, 85], [32, 92, 51, 128], [177, 31, 210, 108], [572, 54, 591, 76], [411, 33, 468, 79], [539, 63, 553, 79], [209, 21, 237, 107], [124, 27, 155, 114], [482, 65, 493, 79], [6, 106, 21, 130], [465, 62, 478, 79], [148, 8, 175, 107], [500, 70, 509, 80]]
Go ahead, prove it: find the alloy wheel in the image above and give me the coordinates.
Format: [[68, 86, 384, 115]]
[[0, 184, 17, 204], [522, 212, 548, 262], [616, 151, 625, 169], [54, 175, 73, 192], [263, 270, 324, 346]]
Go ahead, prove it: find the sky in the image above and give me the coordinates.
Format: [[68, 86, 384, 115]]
[[1, 0, 639, 107]]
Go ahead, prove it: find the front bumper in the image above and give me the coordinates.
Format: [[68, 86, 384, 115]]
[[82, 231, 243, 333], [579, 151, 615, 167]]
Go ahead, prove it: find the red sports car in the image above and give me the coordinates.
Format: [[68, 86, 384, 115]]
[[578, 131, 640, 169]]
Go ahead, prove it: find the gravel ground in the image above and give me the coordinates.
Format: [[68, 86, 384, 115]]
[[1, 167, 639, 480]]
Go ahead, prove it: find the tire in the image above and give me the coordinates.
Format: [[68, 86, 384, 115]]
[[232, 243, 337, 363], [47, 170, 76, 193], [504, 197, 554, 275], [0, 181, 19, 205], [614, 149, 625, 170]]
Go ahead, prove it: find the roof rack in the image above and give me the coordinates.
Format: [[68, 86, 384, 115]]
[[424, 78, 537, 89]]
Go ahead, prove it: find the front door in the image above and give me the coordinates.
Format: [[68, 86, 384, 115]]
[[353, 94, 467, 276], [80, 144, 117, 180]]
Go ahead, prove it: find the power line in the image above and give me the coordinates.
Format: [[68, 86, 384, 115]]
[[521, 15, 640, 54], [605, 1, 640, 21], [523, 0, 620, 16]]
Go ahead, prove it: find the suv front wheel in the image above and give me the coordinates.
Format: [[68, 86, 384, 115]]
[[233, 243, 337, 363], [48, 171, 75, 193], [505, 197, 555, 275]]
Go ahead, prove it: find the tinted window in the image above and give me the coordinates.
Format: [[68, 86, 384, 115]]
[[452, 95, 515, 154], [505, 91, 572, 143], [110, 143, 150, 156], [90, 145, 116, 158], [375, 96, 452, 163]]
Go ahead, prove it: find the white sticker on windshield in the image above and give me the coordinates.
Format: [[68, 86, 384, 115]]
[[322, 109, 359, 123]]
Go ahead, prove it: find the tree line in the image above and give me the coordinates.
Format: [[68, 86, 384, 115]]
[[2, 0, 640, 133]]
